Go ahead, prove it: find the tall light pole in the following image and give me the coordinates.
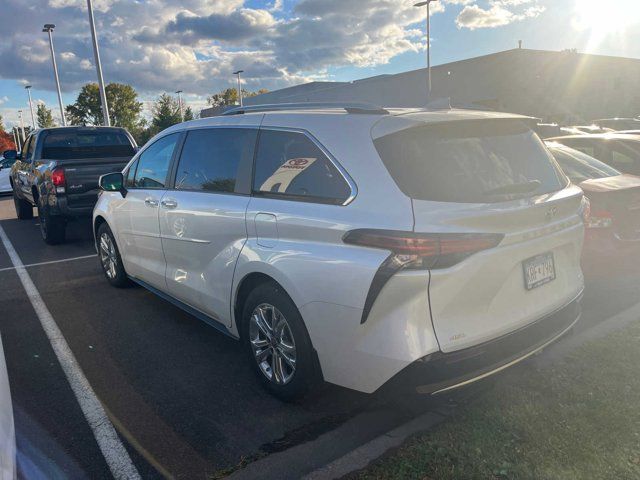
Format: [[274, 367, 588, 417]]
[[86, 0, 110, 126], [233, 70, 244, 107], [414, 0, 438, 100], [25, 85, 36, 129], [175, 90, 184, 122], [43, 24, 67, 126], [18, 110, 26, 143]]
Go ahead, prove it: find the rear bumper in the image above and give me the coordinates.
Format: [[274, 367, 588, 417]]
[[390, 291, 582, 395], [49, 194, 97, 218]]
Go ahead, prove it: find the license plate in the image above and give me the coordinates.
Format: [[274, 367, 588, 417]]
[[523, 253, 556, 290]]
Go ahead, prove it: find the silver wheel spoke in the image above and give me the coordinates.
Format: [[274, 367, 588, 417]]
[[253, 309, 273, 339], [279, 348, 296, 369], [100, 237, 110, 255], [251, 337, 269, 349], [256, 347, 271, 364], [272, 352, 286, 384], [250, 303, 297, 386]]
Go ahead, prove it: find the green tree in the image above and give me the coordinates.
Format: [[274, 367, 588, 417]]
[[36, 103, 56, 128], [66, 82, 143, 133], [184, 106, 194, 121], [150, 93, 182, 134], [207, 87, 269, 107]]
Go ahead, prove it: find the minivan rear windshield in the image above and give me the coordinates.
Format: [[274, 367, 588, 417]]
[[374, 119, 566, 203], [42, 130, 135, 160]]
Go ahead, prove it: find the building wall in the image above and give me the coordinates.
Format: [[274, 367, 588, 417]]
[[242, 49, 640, 123]]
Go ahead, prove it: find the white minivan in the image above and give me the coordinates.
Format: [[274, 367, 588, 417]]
[[94, 103, 585, 400]]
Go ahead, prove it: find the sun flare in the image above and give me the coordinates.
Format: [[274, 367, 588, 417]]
[[574, 0, 640, 40]]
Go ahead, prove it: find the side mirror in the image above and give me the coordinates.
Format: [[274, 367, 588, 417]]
[[99, 172, 127, 197], [2, 150, 17, 160]]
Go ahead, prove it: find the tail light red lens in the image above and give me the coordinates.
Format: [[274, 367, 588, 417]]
[[344, 229, 504, 324], [586, 210, 613, 229], [343, 229, 504, 269], [51, 168, 65, 187]]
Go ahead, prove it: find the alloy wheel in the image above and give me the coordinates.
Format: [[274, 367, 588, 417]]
[[99, 233, 118, 280], [249, 303, 297, 385]]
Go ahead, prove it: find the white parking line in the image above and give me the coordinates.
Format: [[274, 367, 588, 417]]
[[0, 224, 141, 480], [0, 254, 96, 273]]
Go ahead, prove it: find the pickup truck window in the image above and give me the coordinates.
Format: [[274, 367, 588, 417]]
[[23, 136, 35, 162], [42, 131, 135, 160]]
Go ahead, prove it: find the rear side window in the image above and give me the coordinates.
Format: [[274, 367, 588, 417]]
[[42, 130, 135, 160], [253, 130, 351, 204], [132, 133, 179, 189], [174, 128, 257, 193], [374, 120, 565, 203], [610, 142, 640, 175], [550, 146, 620, 184]]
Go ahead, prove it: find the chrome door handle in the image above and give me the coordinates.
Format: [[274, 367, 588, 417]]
[[144, 197, 159, 207], [160, 199, 178, 209]]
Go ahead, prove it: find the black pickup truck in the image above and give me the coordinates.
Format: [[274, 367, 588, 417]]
[[10, 126, 137, 244]]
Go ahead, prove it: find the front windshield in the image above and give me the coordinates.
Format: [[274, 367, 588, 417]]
[[549, 145, 621, 183]]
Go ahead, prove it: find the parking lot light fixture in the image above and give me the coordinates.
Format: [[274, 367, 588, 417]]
[[233, 70, 244, 107], [42, 24, 67, 126], [414, 0, 438, 101], [175, 90, 184, 122], [25, 86, 36, 129]]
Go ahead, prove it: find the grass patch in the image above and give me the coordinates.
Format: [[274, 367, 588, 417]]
[[353, 321, 640, 480]]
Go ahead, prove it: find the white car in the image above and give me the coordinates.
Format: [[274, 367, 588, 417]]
[[0, 157, 14, 194], [93, 103, 585, 400]]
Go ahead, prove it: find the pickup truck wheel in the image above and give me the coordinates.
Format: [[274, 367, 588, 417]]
[[38, 206, 66, 245], [242, 282, 320, 402], [13, 193, 33, 220], [97, 223, 130, 288]]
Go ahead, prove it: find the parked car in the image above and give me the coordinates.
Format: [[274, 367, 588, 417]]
[[560, 125, 614, 136], [615, 130, 640, 136], [548, 134, 640, 176], [546, 142, 640, 258], [11, 127, 137, 244], [593, 118, 640, 131], [0, 156, 17, 194], [534, 123, 562, 139], [94, 103, 585, 400]]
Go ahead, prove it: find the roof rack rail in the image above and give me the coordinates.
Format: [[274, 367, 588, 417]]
[[222, 102, 390, 116]]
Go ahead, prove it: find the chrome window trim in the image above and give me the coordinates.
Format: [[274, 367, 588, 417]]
[[256, 126, 358, 206]]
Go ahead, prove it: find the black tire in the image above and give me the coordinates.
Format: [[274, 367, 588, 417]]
[[242, 282, 320, 401], [38, 205, 66, 245], [97, 222, 131, 288], [13, 192, 33, 220]]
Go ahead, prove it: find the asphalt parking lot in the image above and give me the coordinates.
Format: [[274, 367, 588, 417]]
[[1, 195, 639, 480]]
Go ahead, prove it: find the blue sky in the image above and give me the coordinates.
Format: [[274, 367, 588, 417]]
[[1, 0, 640, 128]]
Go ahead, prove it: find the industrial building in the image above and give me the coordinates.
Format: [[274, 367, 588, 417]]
[[204, 48, 640, 123]]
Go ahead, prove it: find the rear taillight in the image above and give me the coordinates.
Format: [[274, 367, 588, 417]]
[[586, 210, 613, 229], [344, 229, 504, 324], [51, 168, 65, 187], [580, 196, 591, 225], [343, 229, 504, 270]]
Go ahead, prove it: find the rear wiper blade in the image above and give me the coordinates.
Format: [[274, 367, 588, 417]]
[[483, 180, 542, 196]]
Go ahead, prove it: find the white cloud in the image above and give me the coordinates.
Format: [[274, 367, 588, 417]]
[[456, 0, 544, 30], [0, 96, 8, 106], [0, 0, 541, 109]]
